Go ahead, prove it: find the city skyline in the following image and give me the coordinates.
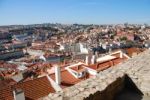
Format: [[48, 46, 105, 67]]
[[0, 0, 150, 25]]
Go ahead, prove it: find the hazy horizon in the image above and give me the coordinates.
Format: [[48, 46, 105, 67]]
[[0, 0, 150, 25]]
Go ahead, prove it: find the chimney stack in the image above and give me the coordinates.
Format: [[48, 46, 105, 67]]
[[120, 51, 123, 58], [13, 89, 25, 100], [91, 55, 96, 64], [55, 65, 61, 85], [85, 55, 89, 65]]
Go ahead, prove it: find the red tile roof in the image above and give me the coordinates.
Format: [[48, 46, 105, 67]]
[[0, 79, 16, 100], [125, 48, 145, 57], [88, 61, 111, 71], [0, 76, 55, 100], [0, 86, 14, 100], [0, 51, 131, 100], [0, 61, 18, 69], [70, 64, 87, 73], [14, 76, 55, 100], [88, 56, 127, 72], [50, 70, 90, 88]]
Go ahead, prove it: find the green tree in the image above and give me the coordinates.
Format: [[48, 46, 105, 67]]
[[120, 36, 127, 41]]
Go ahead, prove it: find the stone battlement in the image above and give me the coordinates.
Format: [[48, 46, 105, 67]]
[[41, 50, 150, 100]]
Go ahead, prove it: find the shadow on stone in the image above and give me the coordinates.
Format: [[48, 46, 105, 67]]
[[124, 75, 143, 95], [114, 74, 144, 100], [84, 74, 147, 100], [84, 76, 125, 100]]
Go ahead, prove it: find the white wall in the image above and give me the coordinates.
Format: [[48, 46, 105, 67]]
[[86, 68, 97, 76], [27, 49, 44, 56], [66, 68, 78, 78], [46, 75, 62, 92], [79, 43, 88, 54]]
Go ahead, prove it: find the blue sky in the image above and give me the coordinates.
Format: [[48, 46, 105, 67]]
[[0, 0, 150, 25]]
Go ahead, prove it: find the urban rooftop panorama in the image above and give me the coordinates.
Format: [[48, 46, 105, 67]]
[[0, 22, 150, 100], [0, 0, 150, 100]]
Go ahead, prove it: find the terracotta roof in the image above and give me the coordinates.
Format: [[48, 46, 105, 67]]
[[112, 57, 126, 65], [0, 78, 16, 90], [14, 76, 55, 100], [0, 79, 16, 100], [70, 64, 86, 73], [0, 76, 55, 100], [0, 86, 14, 100], [0, 61, 18, 69], [125, 48, 145, 57], [27, 62, 52, 69], [0, 61, 19, 78], [0, 70, 19, 79], [50, 70, 90, 88], [88, 61, 111, 71], [88, 56, 127, 72]]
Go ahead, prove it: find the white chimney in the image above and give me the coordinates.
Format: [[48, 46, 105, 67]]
[[120, 51, 123, 58], [91, 55, 96, 64], [55, 65, 61, 85], [95, 51, 98, 57], [13, 89, 25, 100], [85, 55, 89, 65]]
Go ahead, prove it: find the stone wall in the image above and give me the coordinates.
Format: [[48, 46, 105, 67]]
[[41, 50, 150, 100]]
